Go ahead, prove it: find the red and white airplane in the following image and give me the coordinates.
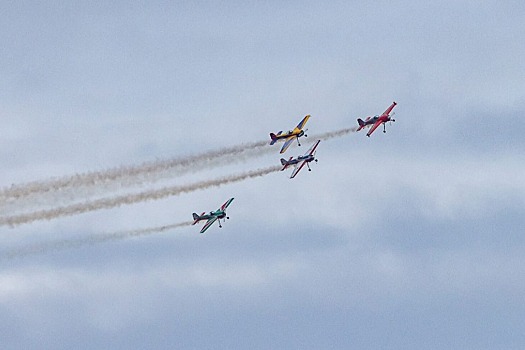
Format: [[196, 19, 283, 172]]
[[357, 101, 397, 137], [280, 140, 320, 179]]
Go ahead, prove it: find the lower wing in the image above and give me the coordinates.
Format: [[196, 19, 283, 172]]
[[290, 160, 307, 178], [280, 136, 296, 154], [367, 121, 382, 136], [200, 216, 218, 233]]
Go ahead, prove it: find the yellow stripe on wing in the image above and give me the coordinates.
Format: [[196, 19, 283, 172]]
[[295, 115, 310, 130], [280, 136, 295, 154]]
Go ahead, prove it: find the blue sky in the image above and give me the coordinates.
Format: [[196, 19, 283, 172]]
[[1, 1, 524, 349]]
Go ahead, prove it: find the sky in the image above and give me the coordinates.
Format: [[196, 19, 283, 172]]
[[1, 1, 525, 349]]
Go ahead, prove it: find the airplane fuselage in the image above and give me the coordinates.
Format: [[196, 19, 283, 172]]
[[297, 154, 314, 163], [361, 115, 393, 126], [364, 116, 379, 126], [272, 129, 304, 141], [197, 210, 226, 221], [283, 154, 314, 166]]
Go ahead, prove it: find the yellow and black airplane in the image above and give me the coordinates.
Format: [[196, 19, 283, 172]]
[[269, 115, 310, 154]]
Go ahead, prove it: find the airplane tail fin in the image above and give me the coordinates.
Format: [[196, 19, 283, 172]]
[[192, 212, 204, 225], [356, 118, 367, 131], [270, 131, 283, 145], [280, 158, 288, 171], [280, 157, 293, 171]]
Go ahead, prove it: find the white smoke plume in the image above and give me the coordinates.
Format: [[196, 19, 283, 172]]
[[1, 221, 193, 261], [0, 127, 355, 201], [0, 126, 357, 216], [0, 139, 270, 201], [0, 165, 281, 227]]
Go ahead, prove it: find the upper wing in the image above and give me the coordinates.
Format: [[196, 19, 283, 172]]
[[305, 140, 320, 156], [381, 101, 397, 117], [280, 136, 296, 154], [367, 120, 382, 136], [200, 216, 218, 233], [294, 115, 310, 131], [290, 160, 307, 179], [220, 198, 234, 211]]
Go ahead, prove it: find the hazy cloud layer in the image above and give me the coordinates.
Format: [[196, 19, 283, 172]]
[[1, 1, 524, 349]]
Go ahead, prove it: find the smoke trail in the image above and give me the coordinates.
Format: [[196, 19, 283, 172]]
[[0, 140, 276, 215], [0, 139, 270, 201], [0, 165, 281, 227], [1, 221, 193, 261], [313, 127, 358, 139], [0, 127, 356, 203], [0, 126, 357, 215]]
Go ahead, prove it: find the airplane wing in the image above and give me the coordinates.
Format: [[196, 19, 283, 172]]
[[290, 160, 307, 179], [294, 114, 310, 131], [305, 140, 320, 156], [220, 197, 234, 211], [200, 216, 218, 233], [367, 120, 382, 136], [280, 135, 296, 154], [381, 102, 397, 116]]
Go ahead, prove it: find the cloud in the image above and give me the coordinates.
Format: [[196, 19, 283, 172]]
[[1, 1, 525, 349]]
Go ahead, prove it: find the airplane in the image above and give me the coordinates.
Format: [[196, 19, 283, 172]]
[[280, 140, 320, 179], [357, 101, 397, 137], [270, 115, 310, 154], [192, 198, 234, 234]]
